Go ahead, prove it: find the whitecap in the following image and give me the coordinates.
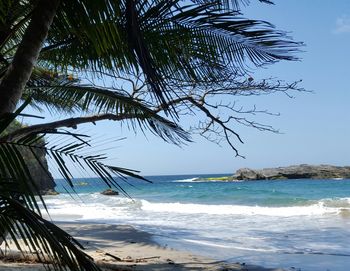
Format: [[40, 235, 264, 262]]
[[172, 177, 199, 183], [140, 200, 345, 217]]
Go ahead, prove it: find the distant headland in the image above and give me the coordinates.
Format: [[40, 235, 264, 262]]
[[197, 164, 350, 181]]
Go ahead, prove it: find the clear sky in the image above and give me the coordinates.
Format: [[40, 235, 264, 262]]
[[28, 1, 350, 177]]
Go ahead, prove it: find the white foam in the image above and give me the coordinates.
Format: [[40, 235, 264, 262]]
[[183, 239, 233, 249], [319, 197, 350, 208], [172, 177, 199, 183], [41, 193, 136, 221], [42, 194, 350, 222], [140, 200, 344, 217], [181, 239, 279, 253]]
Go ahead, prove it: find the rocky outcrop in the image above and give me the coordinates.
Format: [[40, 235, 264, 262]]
[[233, 164, 350, 180], [3, 121, 56, 195], [101, 189, 119, 196], [193, 176, 235, 182], [43, 189, 59, 195], [27, 145, 56, 195]]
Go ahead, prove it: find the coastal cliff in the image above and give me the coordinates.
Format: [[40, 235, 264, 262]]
[[26, 144, 56, 195], [233, 164, 350, 180], [3, 121, 56, 194]]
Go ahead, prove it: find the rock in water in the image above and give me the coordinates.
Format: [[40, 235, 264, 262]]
[[101, 189, 119, 196], [233, 164, 350, 180], [234, 168, 261, 180], [44, 189, 60, 195]]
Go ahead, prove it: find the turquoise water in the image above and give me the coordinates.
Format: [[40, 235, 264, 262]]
[[45, 175, 350, 271], [56, 174, 350, 206]]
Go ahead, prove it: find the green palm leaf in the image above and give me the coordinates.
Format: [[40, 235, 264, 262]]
[[191, 0, 274, 11], [0, 195, 101, 271], [0, 116, 152, 270], [37, 0, 301, 107], [19, 65, 190, 144]]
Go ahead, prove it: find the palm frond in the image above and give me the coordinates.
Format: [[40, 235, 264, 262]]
[[0, 195, 101, 271], [22, 70, 191, 144], [154, 3, 301, 76], [6, 130, 147, 196], [0, 141, 45, 213], [190, 0, 274, 11], [0, 98, 31, 132], [0, 118, 152, 270], [0, 112, 153, 215], [0, 0, 33, 54], [36, 0, 300, 109], [0, 100, 48, 214]]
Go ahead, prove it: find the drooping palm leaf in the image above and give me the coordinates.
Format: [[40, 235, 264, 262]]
[[9, 129, 149, 195], [0, 100, 49, 215], [147, 3, 301, 76], [0, 195, 101, 271], [37, 0, 301, 108], [0, 97, 31, 131], [191, 0, 274, 11], [0, 116, 152, 270], [21, 67, 191, 144], [0, 113, 101, 271], [0, 0, 33, 56]]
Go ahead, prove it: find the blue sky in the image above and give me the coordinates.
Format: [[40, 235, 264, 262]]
[[116, 1, 350, 175], [29, 1, 350, 176]]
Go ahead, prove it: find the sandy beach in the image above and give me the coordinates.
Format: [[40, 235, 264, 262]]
[[0, 222, 285, 271]]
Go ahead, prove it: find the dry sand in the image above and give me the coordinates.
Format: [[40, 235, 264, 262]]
[[0, 222, 285, 271]]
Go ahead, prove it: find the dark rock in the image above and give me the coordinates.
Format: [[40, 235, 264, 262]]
[[234, 168, 261, 180], [28, 145, 56, 194], [3, 121, 56, 195], [101, 189, 119, 196], [233, 164, 350, 180], [42, 189, 59, 196]]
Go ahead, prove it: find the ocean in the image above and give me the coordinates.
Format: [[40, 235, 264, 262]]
[[43, 174, 350, 271]]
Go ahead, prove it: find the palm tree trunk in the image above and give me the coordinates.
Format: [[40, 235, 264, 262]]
[[0, 0, 60, 115], [0, 0, 60, 246]]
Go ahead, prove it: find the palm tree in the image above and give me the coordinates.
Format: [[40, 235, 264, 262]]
[[0, 0, 302, 270]]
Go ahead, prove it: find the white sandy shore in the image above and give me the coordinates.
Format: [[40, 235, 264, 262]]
[[0, 222, 285, 271]]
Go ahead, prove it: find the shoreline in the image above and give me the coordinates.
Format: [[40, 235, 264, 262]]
[[0, 221, 285, 271]]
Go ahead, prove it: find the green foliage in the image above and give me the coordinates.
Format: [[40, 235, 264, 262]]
[[21, 70, 191, 144], [1, 196, 100, 271], [0, 0, 301, 112]]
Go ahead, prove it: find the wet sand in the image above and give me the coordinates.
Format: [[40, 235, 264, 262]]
[[0, 222, 285, 271]]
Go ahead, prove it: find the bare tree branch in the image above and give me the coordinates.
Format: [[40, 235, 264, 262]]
[[152, 73, 306, 156], [22, 71, 306, 157]]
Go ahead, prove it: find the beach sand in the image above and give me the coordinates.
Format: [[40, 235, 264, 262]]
[[0, 222, 285, 271]]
